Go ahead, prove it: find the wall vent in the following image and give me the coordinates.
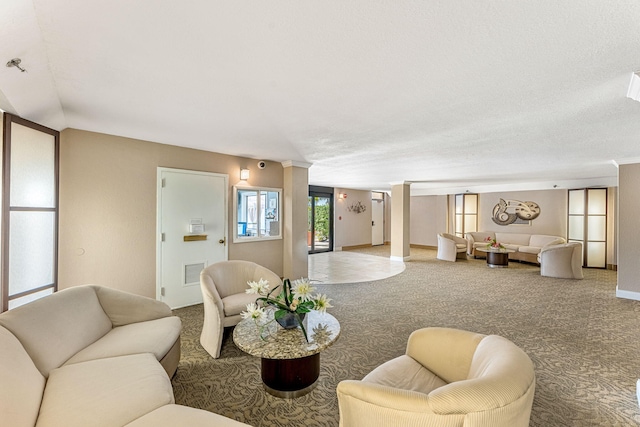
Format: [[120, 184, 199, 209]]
[[184, 263, 205, 285]]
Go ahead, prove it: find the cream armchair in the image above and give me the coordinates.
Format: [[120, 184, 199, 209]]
[[200, 260, 282, 358], [538, 242, 584, 279], [337, 327, 536, 427], [436, 233, 468, 262]]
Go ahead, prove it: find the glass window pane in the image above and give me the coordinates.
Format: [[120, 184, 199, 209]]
[[587, 189, 607, 215], [464, 214, 477, 233], [455, 195, 463, 214], [568, 216, 584, 241], [464, 194, 478, 214], [587, 216, 606, 241], [455, 215, 462, 234], [264, 191, 280, 236], [10, 123, 56, 208], [568, 190, 584, 215], [237, 189, 258, 237], [8, 287, 54, 310], [235, 187, 281, 240], [313, 197, 330, 245], [586, 242, 606, 268], [8, 211, 55, 296]]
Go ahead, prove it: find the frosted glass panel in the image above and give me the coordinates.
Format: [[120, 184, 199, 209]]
[[8, 287, 54, 310], [568, 190, 584, 215], [455, 215, 462, 234], [8, 211, 55, 296], [568, 216, 584, 240], [587, 189, 607, 215], [10, 123, 56, 208], [464, 215, 477, 233], [465, 194, 478, 214], [587, 216, 606, 241], [587, 242, 606, 268], [455, 195, 463, 214]]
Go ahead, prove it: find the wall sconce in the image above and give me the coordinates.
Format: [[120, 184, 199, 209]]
[[338, 193, 347, 199], [240, 168, 250, 180]]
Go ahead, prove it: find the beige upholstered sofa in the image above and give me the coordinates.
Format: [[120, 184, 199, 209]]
[[337, 327, 536, 427], [436, 233, 468, 262], [200, 260, 282, 358], [0, 285, 250, 427], [466, 231, 565, 264]]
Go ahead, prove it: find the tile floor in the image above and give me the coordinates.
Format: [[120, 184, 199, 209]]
[[307, 250, 405, 284]]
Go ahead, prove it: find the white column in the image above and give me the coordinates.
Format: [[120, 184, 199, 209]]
[[282, 161, 311, 279]]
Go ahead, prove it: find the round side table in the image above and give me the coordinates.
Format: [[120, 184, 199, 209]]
[[233, 310, 340, 398]]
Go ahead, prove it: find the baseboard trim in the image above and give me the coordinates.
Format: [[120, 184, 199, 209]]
[[342, 244, 376, 250], [616, 287, 640, 301], [410, 244, 437, 250]]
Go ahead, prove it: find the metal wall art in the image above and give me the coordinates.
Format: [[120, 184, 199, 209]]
[[347, 201, 367, 214], [491, 199, 540, 226]]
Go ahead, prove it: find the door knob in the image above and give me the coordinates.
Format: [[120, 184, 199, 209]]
[[219, 238, 226, 245]]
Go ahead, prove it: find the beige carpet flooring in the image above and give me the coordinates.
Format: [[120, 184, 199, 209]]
[[172, 247, 640, 426]]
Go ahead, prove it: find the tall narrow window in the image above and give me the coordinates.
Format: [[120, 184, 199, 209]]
[[454, 193, 478, 238], [568, 188, 607, 268], [2, 113, 59, 312]]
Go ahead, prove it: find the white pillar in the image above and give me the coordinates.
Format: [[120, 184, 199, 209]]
[[282, 161, 311, 279]]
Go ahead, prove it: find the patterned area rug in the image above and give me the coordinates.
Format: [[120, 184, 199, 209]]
[[172, 247, 640, 426]]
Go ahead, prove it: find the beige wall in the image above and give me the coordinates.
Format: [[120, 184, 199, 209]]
[[59, 129, 284, 298], [410, 195, 447, 247], [617, 164, 640, 296], [478, 189, 568, 236], [334, 188, 372, 249]]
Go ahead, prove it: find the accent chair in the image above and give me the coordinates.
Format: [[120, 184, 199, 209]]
[[436, 233, 468, 262], [200, 260, 282, 358], [336, 327, 536, 427], [538, 242, 584, 279]]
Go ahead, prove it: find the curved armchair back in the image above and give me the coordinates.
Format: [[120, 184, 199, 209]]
[[203, 260, 281, 299], [200, 260, 282, 358], [337, 327, 536, 427], [539, 242, 584, 279], [436, 233, 468, 262]]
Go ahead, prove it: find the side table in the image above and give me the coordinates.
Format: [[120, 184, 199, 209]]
[[233, 310, 340, 398], [475, 248, 516, 268]]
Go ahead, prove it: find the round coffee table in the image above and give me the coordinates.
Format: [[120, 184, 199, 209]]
[[475, 248, 515, 268], [233, 310, 340, 398]]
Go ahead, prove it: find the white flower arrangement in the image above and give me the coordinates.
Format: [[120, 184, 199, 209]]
[[241, 277, 332, 341]]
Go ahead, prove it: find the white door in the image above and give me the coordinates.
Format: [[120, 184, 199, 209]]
[[157, 168, 227, 309], [372, 199, 384, 246]]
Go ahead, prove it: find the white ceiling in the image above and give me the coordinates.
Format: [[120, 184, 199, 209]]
[[2, 1, 640, 195]]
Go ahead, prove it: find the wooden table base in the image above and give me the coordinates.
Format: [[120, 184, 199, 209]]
[[486, 251, 509, 268], [261, 354, 320, 398]]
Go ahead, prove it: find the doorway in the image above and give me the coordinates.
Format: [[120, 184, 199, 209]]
[[308, 186, 334, 254], [157, 168, 228, 309], [371, 192, 384, 246]]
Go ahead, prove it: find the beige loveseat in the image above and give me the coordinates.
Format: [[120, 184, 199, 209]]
[[337, 327, 536, 427], [466, 231, 565, 264], [0, 285, 250, 427]]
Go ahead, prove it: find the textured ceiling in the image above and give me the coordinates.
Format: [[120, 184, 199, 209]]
[[1, 1, 640, 194]]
